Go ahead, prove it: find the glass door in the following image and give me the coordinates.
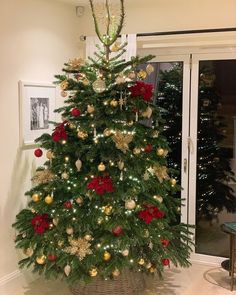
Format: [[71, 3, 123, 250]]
[[190, 52, 236, 263]]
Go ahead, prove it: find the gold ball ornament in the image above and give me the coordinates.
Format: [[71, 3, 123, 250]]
[[138, 70, 147, 80], [112, 269, 120, 277], [87, 105, 95, 113], [61, 172, 69, 180], [121, 249, 129, 256], [92, 78, 106, 93], [103, 251, 112, 261], [36, 255, 46, 265], [89, 267, 98, 277], [24, 247, 34, 257], [110, 99, 118, 107], [77, 130, 88, 140], [66, 227, 74, 235], [44, 195, 53, 204], [133, 148, 141, 155], [32, 193, 40, 202], [104, 205, 113, 216], [170, 178, 177, 186], [46, 150, 54, 160], [138, 258, 145, 265], [149, 267, 156, 273], [153, 195, 163, 203], [75, 197, 83, 204], [84, 234, 92, 241], [157, 148, 165, 156], [98, 162, 106, 172], [125, 200, 136, 210]]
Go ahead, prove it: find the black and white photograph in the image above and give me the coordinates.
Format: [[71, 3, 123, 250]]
[[19, 81, 56, 147], [30, 97, 49, 130]]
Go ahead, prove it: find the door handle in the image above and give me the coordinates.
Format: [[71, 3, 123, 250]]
[[184, 158, 188, 173]]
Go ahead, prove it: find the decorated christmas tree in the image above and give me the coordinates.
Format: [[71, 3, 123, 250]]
[[197, 67, 236, 220], [13, 0, 191, 287]]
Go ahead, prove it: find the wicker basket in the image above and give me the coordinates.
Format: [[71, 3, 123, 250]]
[[69, 270, 146, 295]]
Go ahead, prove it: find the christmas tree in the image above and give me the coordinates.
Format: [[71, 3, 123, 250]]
[[197, 67, 236, 220], [13, 0, 191, 285]]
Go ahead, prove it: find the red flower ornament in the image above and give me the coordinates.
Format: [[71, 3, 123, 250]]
[[31, 214, 50, 235], [87, 176, 114, 196], [129, 81, 153, 102], [138, 204, 164, 224], [52, 122, 68, 142]]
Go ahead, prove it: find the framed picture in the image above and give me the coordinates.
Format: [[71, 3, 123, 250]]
[[19, 81, 57, 147]]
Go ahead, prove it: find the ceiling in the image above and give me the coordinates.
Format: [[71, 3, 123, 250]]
[[54, 0, 134, 6]]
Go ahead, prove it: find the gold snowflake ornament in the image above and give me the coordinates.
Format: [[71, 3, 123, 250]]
[[65, 237, 92, 261]]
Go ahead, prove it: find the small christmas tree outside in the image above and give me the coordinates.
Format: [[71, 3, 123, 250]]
[[13, 1, 192, 293]]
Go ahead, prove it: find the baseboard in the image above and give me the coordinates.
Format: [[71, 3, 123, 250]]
[[0, 270, 24, 295]]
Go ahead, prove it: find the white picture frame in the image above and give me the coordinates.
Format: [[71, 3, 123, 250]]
[[19, 81, 57, 147]]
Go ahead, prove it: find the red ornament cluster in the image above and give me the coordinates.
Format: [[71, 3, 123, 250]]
[[31, 213, 50, 235], [87, 175, 114, 195], [129, 81, 153, 102], [71, 108, 81, 117], [138, 204, 164, 224], [52, 122, 68, 142]]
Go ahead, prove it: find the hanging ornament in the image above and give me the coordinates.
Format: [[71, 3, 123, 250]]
[[121, 249, 129, 256], [71, 108, 81, 117], [64, 201, 72, 209], [75, 197, 83, 204], [157, 148, 168, 157], [34, 148, 43, 158], [138, 258, 145, 265], [152, 130, 159, 138], [87, 105, 95, 113], [138, 70, 147, 80], [153, 195, 163, 203], [66, 227, 74, 235], [32, 193, 40, 202], [75, 159, 82, 171], [103, 205, 113, 216], [77, 130, 88, 140], [53, 218, 59, 226], [170, 178, 177, 186], [89, 267, 98, 277], [143, 171, 149, 181], [61, 91, 67, 97], [142, 107, 153, 118], [92, 78, 106, 93], [82, 78, 90, 86], [112, 131, 133, 153], [118, 160, 124, 170], [146, 64, 155, 75], [146, 262, 152, 269], [46, 150, 54, 160], [125, 200, 136, 210], [112, 225, 124, 237], [64, 264, 71, 276], [44, 194, 53, 204], [128, 71, 136, 80], [162, 259, 170, 266], [61, 172, 69, 180], [133, 147, 141, 155], [149, 267, 156, 273], [144, 144, 153, 153], [112, 269, 120, 277], [47, 254, 57, 262], [116, 75, 126, 85], [84, 234, 93, 241], [60, 80, 69, 90], [127, 120, 134, 126], [97, 217, 103, 224], [103, 128, 112, 136], [154, 165, 170, 183], [24, 247, 34, 257], [36, 255, 46, 265], [103, 251, 112, 261], [110, 99, 118, 107], [69, 122, 76, 129], [98, 162, 106, 172]]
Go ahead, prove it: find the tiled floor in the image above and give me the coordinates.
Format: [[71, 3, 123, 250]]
[[11, 262, 235, 295]]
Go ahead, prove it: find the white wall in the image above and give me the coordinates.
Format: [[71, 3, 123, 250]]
[[0, 0, 82, 293]]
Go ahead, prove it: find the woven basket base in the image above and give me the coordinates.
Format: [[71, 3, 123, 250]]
[[70, 270, 146, 295]]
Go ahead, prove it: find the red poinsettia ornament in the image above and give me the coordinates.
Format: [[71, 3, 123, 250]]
[[31, 213, 50, 235], [87, 175, 114, 195], [52, 122, 68, 142], [138, 204, 164, 224], [129, 81, 153, 102]]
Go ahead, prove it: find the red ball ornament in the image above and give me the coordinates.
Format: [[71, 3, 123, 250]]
[[112, 225, 124, 237], [144, 144, 153, 153], [34, 148, 43, 157], [162, 258, 170, 266], [64, 201, 72, 209], [161, 239, 170, 247], [47, 254, 57, 261], [71, 108, 81, 117]]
